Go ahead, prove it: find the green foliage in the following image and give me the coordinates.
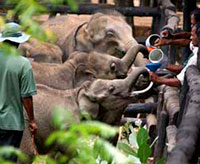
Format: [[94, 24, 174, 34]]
[[137, 127, 149, 147], [117, 142, 137, 156], [0, 43, 21, 56], [6, 0, 54, 42], [0, 0, 78, 56], [45, 107, 135, 164], [117, 123, 160, 164], [156, 157, 167, 164], [0, 146, 28, 163]]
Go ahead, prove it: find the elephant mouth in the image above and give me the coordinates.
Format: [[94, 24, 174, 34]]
[[134, 73, 151, 90], [130, 71, 153, 97], [130, 82, 153, 97], [114, 47, 126, 58]]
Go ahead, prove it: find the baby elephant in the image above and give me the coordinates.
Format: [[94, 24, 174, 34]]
[[32, 45, 148, 90], [20, 66, 152, 163]]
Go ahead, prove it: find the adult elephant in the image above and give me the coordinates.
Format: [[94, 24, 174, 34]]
[[19, 10, 147, 66], [20, 67, 152, 163]]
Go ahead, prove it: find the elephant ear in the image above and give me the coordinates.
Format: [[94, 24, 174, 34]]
[[74, 64, 95, 88], [79, 81, 100, 119]]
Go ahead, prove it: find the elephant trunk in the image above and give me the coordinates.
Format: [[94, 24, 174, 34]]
[[125, 39, 149, 67], [122, 44, 149, 70], [123, 67, 153, 97], [125, 67, 148, 88]]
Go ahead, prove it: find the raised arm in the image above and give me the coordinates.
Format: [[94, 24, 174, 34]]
[[154, 38, 191, 47]]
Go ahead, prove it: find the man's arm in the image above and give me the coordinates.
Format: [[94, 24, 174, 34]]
[[21, 96, 37, 134], [161, 30, 191, 39], [166, 64, 183, 73], [150, 72, 181, 87], [172, 32, 191, 39], [154, 38, 191, 47]]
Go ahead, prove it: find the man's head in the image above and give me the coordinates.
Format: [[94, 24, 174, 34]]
[[196, 23, 200, 46], [0, 22, 30, 47], [191, 24, 199, 46], [191, 8, 200, 28]]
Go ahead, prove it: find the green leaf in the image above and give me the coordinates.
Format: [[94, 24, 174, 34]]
[[94, 139, 134, 164], [33, 155, 48, 162], [67, 0, 78, 11], [0, 146, 28, 162], [137, 143, 151, 164], [68, 121, 117, 139], [137, 127, 149, 147], [155, 157, 166, 164], [117, 142, 137, 156], [129, 131, 139, 149], [128, 155, 141, 164], [52, 106, 76, 130], [46, 156, 57, 164]]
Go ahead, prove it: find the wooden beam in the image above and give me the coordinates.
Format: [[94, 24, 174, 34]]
[[166, 65, 200, 164], [0, 3, 160, 17]]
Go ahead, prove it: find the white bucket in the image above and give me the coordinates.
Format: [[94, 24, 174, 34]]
[[149, 48, 164, 63], [145, 34, 160, 48]]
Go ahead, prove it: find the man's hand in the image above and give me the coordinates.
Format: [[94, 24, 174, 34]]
[[149, 72, 159, 82], [29, 120, 37, 135], [154, 38, 171, 47], [160, 29, 173, 39]]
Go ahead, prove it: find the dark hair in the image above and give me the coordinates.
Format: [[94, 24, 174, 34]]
[[4, 40, 19, 48], [191, 8, 200, 23], [195, 23, 200, 48]]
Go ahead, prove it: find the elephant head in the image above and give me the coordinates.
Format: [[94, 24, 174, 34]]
[[78, 67, 152, 125], [82, 44, 148, 80], [72, 10, 136, 58], [71, 50, 127, 81], [31, 45, 148, 90], [69, 10, 148, 66]]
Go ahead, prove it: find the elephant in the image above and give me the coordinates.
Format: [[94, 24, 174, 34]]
[[19, 10, 147, 66], [20, 66, 152, 163], [32, 45, 149, 90], [19, 38, 63, 63]]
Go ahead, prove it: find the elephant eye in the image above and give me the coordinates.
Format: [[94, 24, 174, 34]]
[[108, 85, 115, 93], [110, 62, 116, 72], [106, 31, 114, 38]]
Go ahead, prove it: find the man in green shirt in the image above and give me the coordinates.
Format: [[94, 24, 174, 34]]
[[0, 22, 37, 162]]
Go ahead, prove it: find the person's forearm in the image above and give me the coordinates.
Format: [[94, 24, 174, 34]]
[[166, 64, 183, 73], [172, 32, 191, 39], [156, 77, 181, 87], [167, 39, 191, 47], [21, 97, 34, 122]]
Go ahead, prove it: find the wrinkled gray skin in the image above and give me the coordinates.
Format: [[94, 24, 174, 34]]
[[19, 38, 63, 63], [20, 67, 151, 162], [19, 11, 147, 66], [32, 45, 149, 90]]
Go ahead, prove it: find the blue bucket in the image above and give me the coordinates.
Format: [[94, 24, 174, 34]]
[[145, 62, 161, 72]]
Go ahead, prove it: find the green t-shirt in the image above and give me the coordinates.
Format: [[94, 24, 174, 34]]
[[0, 52, 37, 131]]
